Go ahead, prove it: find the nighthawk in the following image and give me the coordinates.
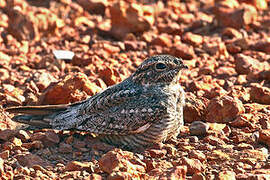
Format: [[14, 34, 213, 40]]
[[6, 55, 188, 150]]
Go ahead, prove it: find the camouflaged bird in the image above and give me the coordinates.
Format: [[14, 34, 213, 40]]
[[6, 55, 188, 150]]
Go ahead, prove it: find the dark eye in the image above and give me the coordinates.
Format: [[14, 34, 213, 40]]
[[173, 59, 180, 65], [155, 63, 167, 70]]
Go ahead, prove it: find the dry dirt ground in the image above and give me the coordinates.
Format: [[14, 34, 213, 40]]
[[0, 0, 270, 179]]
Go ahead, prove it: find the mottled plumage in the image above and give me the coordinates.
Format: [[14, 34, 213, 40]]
[[6, 55, 187, 150]]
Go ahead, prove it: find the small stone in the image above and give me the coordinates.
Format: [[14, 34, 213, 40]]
[[189, 121, 209, 136], [65, 161, 94, 172], [59, 142, 73, 153], [15, 152, 49, 167], [30, 131, 59, 147], [258, 129, 270, 147], [188, 150, 207, 163], [182, 157, 204, 175], [99, 148, 145, 174], [206, 95, 245, 123], [0, 150, 9, 159], [216, 171, 236, 180], [170, 43, 195, 60], [147, 149, 167, 158], [0, 129, 16, 141], [16, 130, 30, 142], [151, 33, 172, 47], [250, 85, 270, 105], [182, 32, 203, 46]]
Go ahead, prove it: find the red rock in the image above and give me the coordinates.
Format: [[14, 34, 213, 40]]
[[77, 0, 108, 15], [16, 130, 30, 142], [253, 39, 270, 53], [151, 33, 172, 47], [191, 173, 206, 180], [15, 152, 49, 167], [250, 85, 270, 104], [65, 161, 94, 172], [242, 0, 268, 10], [216, 171, 236, 180], [206, 95, 245, 123], [222, 28, 243, 39], [181, 157, 204, 175], [170, 43, 195, 60], [188, 150, 207, 163], [109, 1, 154, 39], [59, 142, 73, 153], [32, 70, 57, 92], [0, 150, 9, 159], [147, 149, 167, 158], [214, 4, 257, 29], [202, 40, 228, 57], [0, 158, 4, 175], [182, 32, 203, 46], [98, 148, 146, 174], [22, 141, 44, 150], [235, 54, 262, 75], [97, 66, 119, 86], [0, 129, 17, 141], [7, 7, 37, 41], [183, 93, 208, 123], [40, 72, 102, 105], [258, 129, 270, 147], [166, 166, 187, 180], [30, 131, 59, 147]]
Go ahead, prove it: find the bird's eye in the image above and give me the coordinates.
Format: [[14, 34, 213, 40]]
[[155, 63, 167, 70], [173, 59, 180, 65]]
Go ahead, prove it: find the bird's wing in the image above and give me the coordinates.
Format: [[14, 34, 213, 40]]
[[52, 86, 167, 135]]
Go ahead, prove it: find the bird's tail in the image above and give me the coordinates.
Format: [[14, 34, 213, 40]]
[[5, 104, 69, 128]]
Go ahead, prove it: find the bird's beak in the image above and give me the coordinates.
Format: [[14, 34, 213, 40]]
[[180, 64, 188, 69]]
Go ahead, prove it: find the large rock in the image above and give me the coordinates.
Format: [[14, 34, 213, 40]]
[[206, 95, 245, 123]]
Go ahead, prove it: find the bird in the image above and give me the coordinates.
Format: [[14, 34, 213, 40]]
[[6, 55, 188, 150]]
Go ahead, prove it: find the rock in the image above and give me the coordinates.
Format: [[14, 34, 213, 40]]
[[188, 150, 207, 163], [97, 66, 119, 86], [165, 166, 187, 179], [206, 95, 245, 123], [214, 3, 257, 29], [7, 7, 37, 41], [98, 148, 146, 174], [253, 39, 270, 53], [0, 129, 17, 141], [77, 0, 108, 15], [40, 72, 102, 105], [181, 157, 204, 175], [151, 33, 172, 47], [258, 129, 270, 147], [0, 158, 4, 174], [189, 121, 209, 136], [235, 54, 262, 75], [170, 43, 195, 60], [182, 32, 203, 46], [0, 150, 9, 159], [184, 92, 209, 123], [16, 130, 31, 142], [22, 141, 44, 150], [58, 142, 73, 154], [250, 85, 270, 104], [147, 149, 167, 158], [15, 153, 49, 167], [31, 70, 57, 92], [30, 131, 59, 147], [216, 171, 236, 180], [109, 1, 154, 39], [191, 173, 206, 180], [65, 161, 94, 172], [222, 28, 243, 39]]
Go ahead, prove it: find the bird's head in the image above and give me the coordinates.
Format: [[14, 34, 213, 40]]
[[131, 55, 188, 85]]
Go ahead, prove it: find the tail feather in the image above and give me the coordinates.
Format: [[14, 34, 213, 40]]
[[5, 105, 69, 115], [12, 115, 52, 128], [5, 104, 69, 128]]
